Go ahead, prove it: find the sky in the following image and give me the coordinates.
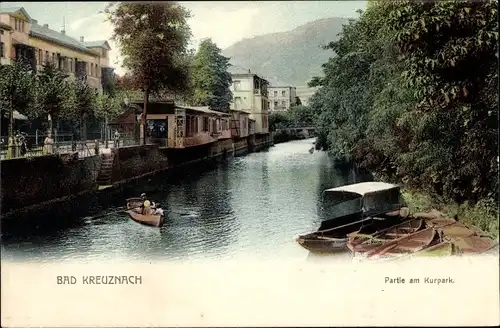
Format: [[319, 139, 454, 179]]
[[3, 1, 367, 75]]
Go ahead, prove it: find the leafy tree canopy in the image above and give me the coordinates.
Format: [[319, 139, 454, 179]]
[[309, 0, 498, 209], [189, 38, 233, 112]]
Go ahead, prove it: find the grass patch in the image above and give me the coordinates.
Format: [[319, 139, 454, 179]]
[[401, 188, 499, 239]]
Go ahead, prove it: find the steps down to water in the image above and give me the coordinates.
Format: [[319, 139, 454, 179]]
[[96, 153, 115, 186]]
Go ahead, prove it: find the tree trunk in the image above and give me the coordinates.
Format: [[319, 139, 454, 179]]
[[48, 110, 54, 136], [142, 89, 149, 145], [80, 116, 84, 141], [7, 95, 15, 159]]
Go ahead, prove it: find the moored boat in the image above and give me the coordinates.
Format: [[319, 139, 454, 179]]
[[297, 215, 409, 254], [297, 181, 409, 253], [347, 218, 423, 253], [365, 227, 436, 259], [415, 242, 455, 257]]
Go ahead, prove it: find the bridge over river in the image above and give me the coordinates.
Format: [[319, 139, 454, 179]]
[[1, 138, 371, 262]]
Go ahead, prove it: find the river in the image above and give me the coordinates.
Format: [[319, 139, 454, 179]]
[[1, 138, 372, 262]]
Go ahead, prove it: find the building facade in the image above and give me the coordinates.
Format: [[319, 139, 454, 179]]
[[0, 7, 112, 91], [268, 85, 297, 112], [228, 66, 269, 135], [127, 100, 232, 149], [295, 85, 319, 106]]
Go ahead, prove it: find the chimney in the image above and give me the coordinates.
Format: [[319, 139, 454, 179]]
[[80, 36, 84, 42], [43, 24, 49, 28], [248, 69, 251, 73]]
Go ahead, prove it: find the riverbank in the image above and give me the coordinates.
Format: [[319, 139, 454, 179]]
[[402, 189, 499, 239], [0, 134, 274, 228], [272, 130, 309, 145]]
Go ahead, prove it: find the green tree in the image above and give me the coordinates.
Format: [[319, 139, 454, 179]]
[[105, 1, 193, 145], [310, 0, 498, 212], [64, 79, 99, 141], [35, 63, 76, 136], [0, 61, 38, 158], [190, 38, 232, 112], [95, 92, 124, 121]]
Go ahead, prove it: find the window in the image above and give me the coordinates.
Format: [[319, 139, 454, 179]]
[[37, 49, 42, 65], [234, 80, 241, 91], [0, 42, 4, 58], [45, 51, 49, 64], [281, 90, 286, 97], [274, 101, 278, 107], [203, 117, 209, 132], [14, 19, 24, 32], [186, 115, 192, 137], [146, 119, 168, 138], [281, 101, 286, 106], [234, 96, 242, 110], [274, 91, 277, 97]]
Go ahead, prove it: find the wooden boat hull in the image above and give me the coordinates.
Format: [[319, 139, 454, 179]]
[[366, 227, 436, 259], [347, 218, 423, 253], [416, 242, 454, 257], [296, 236, 348, 253], [126, 199, 164, 228], [297, 216, 406, 254], [126, 210, 164, 228]]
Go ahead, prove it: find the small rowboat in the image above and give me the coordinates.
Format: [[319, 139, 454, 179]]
[[347, 218, 423, 253], [415, 242, 455, 257], [296, 216, 405, 254], [365, 227, 436, 259], [126, 198, 164, 228]]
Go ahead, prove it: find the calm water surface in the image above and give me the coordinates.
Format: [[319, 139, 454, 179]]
[[1, 139, 371, 262]]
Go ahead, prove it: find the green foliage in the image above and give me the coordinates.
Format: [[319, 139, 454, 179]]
[[0, 61, 38, 120], [268, 105, 316, 131], [95, 92, 125, 120], [402, 189, 499, 238], [105, 2, 192, 95], [35, 63, 76, 131], [310, 0, 498, 227], [189, 38, 232, 112], [62, 79, 99, 121]]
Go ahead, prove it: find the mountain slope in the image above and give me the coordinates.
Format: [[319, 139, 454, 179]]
[[222, 17, 349, 86]]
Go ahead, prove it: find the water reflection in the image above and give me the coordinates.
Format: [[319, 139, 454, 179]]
[[2, 138, 372, 262]]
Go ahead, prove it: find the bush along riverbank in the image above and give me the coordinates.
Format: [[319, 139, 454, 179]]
[[272, 129, 307, 144], [401, 189, 499, 240], [306, 1, 498, 239]]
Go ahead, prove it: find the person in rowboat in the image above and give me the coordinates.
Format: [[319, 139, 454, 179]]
[[142, 200, 153, 215]]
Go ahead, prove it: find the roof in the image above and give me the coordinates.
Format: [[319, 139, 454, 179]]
[[230, 109, 252, 114], [0, 22, 12, 30], [323, 182, 401, 197], [269, 84, 295, 89], [177, 106, 230, 117], [228, 64, 268, 83], [0, 7, 32, 21], [2, 110, 28, 120], [228, 65, 251, 75], [30, 23, 100, 56], [83, 40, 112, 51]]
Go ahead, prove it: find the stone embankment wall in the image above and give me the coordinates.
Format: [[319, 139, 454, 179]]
[[1, 133, 273, 221], [1, 153, 99, 216], [110, 145, 169, 184]]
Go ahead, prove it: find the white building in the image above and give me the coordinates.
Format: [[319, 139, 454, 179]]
[[268, 85, 297, 112], [228, 65, 269, 135]]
